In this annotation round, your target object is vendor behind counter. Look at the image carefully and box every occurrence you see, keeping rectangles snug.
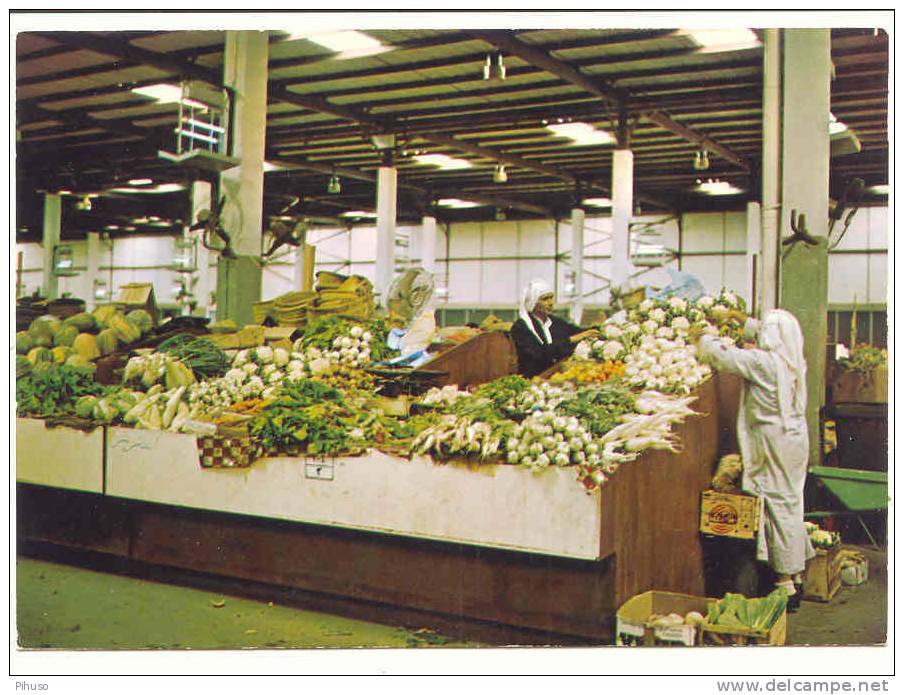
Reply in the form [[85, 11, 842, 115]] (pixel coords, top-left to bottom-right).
[[510, 279, 598, 378]]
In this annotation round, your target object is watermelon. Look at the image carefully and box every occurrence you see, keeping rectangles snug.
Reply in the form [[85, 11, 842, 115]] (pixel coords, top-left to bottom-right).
[[31, 314, 62, 336], [27, 321, 53, 348], [54, 325, 79, 347], [73, 333, 101, 361], [92, 305, 119, 329], [63, 312, 97, 332], [96, 329, 119, 356], [126, 309, 153, 335], [16, 331, 33, 354], [26, 347, 54, 366]]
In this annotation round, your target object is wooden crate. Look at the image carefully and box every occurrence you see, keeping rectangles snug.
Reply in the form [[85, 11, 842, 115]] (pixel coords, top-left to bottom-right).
[[803, 546, 842, 602], [616, 591, 710, 646], [700, 490, 761, 540], [702, 610, 787, 646], [831, 365, 887, 404]]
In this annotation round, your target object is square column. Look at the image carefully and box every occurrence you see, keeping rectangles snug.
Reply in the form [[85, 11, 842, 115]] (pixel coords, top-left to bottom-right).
[[216, 30, 268, 323], [41, 193, 61, 300], [569, 206, 585, 325], [418, 214, 437, 276], [374, 165, 398, 305], [778, 29, 832, 465], [611, 149, 634, 292]]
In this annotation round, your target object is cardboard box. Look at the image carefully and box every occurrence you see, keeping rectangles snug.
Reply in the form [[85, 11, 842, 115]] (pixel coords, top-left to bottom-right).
[[839, 550, 869, 586], [700, 490, 761, 540], [115, 283, 158, 325], [831, 365, 888, 404], [702, 610, 787, 646], [616, 591, 710, 646], [802, 546, 842, 602]]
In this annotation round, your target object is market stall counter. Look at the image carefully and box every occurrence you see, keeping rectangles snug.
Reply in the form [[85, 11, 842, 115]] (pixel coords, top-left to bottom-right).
[[17, 373, 741, 643]]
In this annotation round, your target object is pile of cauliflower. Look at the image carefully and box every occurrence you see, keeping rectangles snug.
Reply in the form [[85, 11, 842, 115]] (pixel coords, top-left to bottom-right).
[[293, 324, 373, 370], [506, 412, 601, 472], [574, 290, 747, 395]]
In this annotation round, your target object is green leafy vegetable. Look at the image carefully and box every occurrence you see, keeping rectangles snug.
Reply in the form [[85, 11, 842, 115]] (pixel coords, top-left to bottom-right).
[[16, 364, 107, 418], [156, 333, 231, 378], [706, 590, 788, 632], [556, 380, 636, 437]]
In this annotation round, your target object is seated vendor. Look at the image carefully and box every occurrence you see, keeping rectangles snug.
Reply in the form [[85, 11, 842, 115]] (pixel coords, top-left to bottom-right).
[[510, 279, 599, 378]]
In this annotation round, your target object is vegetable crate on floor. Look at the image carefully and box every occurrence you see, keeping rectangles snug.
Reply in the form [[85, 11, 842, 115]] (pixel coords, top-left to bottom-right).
[[802, 546, 842, 602], [701, 611, 787, 646], [700, 490, 761, 540], [616, 591, 709, 646]]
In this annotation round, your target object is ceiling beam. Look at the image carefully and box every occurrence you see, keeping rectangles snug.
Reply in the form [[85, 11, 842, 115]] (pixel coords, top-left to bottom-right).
[[470, 30, 751, 172], [31, 31, 221, 86]]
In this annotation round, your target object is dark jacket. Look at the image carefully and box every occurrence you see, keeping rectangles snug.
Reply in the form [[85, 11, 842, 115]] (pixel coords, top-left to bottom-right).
[[510, 314, 582, 378]]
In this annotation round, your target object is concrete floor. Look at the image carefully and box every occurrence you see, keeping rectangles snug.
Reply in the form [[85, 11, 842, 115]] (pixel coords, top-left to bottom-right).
[[15, 544, 886, 649]]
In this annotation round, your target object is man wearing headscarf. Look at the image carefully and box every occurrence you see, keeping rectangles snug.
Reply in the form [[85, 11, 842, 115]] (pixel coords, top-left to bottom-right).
[[693, 307, 815, 606], [510, 279, 599, 378]]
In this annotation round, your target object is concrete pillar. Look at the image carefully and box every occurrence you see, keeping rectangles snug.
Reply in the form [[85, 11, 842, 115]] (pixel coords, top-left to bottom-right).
[[745, 202, 761, 315], [374, 165, 398, 305], [86, 232, 102, 310], [611, 149, 634, 291], [293, 246, 305, 291], [569, 206, 585, 325], [419, 215, 437, 276], [779, 29, 832, 466], [190, 181, 212, 316], [216, 30, 268, 323], [760, 28, 782, 317], [41, 193, 61, 300]]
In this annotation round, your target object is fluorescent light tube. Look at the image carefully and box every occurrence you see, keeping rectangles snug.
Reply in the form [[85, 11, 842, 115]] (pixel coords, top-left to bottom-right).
[[582, 197, 613, 208], [545, 122, 615, 145], [128, 178, 153, 185], [695, 180, 744, 196], [683, 29, 760, 52], [413, 154, 473, 170], [437, 198, 482, 209]]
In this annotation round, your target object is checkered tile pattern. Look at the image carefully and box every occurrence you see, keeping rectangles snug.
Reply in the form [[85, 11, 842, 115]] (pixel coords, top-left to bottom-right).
[[197, 436, 259, 469]]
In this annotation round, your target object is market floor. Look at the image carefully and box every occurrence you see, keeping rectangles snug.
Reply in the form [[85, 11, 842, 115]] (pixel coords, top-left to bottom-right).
[[15, 545, 886, 650], [15, 556, 480, 650]]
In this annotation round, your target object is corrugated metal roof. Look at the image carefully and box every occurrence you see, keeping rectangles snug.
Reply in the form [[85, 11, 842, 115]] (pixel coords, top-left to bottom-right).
[[14, 26, 889, 233]]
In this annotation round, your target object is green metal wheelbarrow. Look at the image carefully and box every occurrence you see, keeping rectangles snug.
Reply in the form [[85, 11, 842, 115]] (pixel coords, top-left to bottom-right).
[[805, 466, 888, 548]]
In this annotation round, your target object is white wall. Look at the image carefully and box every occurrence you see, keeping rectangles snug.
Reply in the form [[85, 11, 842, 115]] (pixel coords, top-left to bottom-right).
[[15, 207, 888, 313]]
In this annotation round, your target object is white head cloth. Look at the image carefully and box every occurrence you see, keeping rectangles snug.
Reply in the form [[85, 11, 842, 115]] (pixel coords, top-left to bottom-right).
[[757, 309, 808, 430], [519, 278, 553, 344]]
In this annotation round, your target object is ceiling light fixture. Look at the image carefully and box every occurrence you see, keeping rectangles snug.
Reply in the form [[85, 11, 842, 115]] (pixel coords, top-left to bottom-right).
[[695, 179, 745, 196], [109, 183, 186, 195], [483, 52, 506, 81], [681, 29, 761, 53], [370, 133, 397, 151], [437, 198, 483, 209], [128, 178, 153, 186], [493, 164, 508, 183], [581, 197, 613, 208], [339, 210, 378, 219], [57, 190, 72, 196], [327, 174, 342, 194], [413, 153, 473, 170], [545, 121, 615, 146], [866, 184, 889, 195], [131, 83, 208, 109], [693, 150, 710, 171], [75, 195, 93, 211]]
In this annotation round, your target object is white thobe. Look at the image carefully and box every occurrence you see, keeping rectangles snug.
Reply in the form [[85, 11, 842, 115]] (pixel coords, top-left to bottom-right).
[[698, 319, 815, 575]]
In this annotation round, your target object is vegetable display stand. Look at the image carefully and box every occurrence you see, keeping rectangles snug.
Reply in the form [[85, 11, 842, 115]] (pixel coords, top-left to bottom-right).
[[802, 546, 842, 602], [105, 427, 603, 559], [18, 374, 736, 644], [15, 418, 104, 493], [420, 331, 517, 389]]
